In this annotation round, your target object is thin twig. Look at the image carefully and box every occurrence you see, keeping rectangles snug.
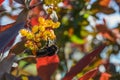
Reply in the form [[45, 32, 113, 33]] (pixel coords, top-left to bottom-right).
[[29, 1, 43, 10], [17, 55, 36, 61]]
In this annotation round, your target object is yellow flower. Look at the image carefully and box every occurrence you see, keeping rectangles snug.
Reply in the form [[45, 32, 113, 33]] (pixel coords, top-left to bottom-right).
[[45, 19, 53, 27], [25, 40, 33, 46], [34, 37, 41, 42], [42, 30, 56, 40], [25, 41, 33, 49], [42, 30, 49, 40], [49, 30, 56, 40], [44, 0, 62, 6], [19, 29, 28, 36], [35, 33, 40, 38], [29, 46, 34, 50], [33, 44, 38, 50], [25, 43, 29, 47], [38, 17, 45, 24], [25, 40, 38, 50], [38, 25, 45, 32], [33, 33, 41, 42], [38, 31, 43, 38], [47, 8, 53, 14], [32, 25, 39, 33], [43, 30, 50, 36], [26, 32, 34, 39], [52, 22, 60, 28], [42, 35, 48, 41]]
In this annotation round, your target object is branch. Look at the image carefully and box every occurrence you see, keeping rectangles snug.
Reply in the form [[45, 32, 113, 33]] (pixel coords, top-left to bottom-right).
[[29, 1, 43, 10]]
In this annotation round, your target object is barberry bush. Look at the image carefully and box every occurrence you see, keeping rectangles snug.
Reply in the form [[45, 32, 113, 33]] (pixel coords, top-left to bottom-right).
[[0, 0, 120, 80]]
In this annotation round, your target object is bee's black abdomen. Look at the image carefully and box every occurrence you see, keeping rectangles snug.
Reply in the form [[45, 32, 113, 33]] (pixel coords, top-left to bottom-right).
[[36, 48, 48, 57], [47, 45, 57, 56], [36, 45, 58, 57]]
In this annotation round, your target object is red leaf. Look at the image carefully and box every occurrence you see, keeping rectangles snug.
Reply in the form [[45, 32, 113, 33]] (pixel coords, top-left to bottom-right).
[[79, 68, 98, 80], [29, 0, 41, 16], [63, 0, 72, 9], [96, 19, 108, 33], [100, 72, 111, 80], [0, 0, 4, 6], [30, 17, 39, 26], [96, 23, 116, 41], [36, 54, 59, 80], [96, 24, 108, 33], [112, 28, 120, 38], [99, 0, 111, 7], [62, 44, 106, 80], [101, 32, 115, 41]]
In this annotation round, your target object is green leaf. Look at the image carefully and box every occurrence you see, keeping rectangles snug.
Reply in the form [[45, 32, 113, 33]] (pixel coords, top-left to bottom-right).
[[80, 30, 89, 37], [70, 35, 85, 44]]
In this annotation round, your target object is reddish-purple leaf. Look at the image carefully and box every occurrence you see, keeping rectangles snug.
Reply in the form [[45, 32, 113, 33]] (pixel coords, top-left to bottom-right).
[[14, 0, 25, 5], [92, 2, 115, 14], [0, 9, 28, 52], [0, 22, 25, 52], [3, 37, 16, 52], [15, 9, 28, 24], [62, 44, 106, 80], [7, 15, 18, 20], [9, 0, 13, 6], [0, 54, 16, 79], [0, 6, 5, 13], [0, 23, 15, 32], [9, 40, 26, 55], [1, 73, 16, 80], [99, 7, 115, 14], [79, 68, 98, 80], [115, 0, 120, 10]]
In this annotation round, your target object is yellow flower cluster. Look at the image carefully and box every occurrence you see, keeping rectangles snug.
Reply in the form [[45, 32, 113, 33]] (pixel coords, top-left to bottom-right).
[[20, 17, 60, 51], [44, 0, 63, 6]]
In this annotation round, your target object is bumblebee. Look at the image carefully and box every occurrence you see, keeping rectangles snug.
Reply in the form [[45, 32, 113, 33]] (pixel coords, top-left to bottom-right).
[[36, 44, 58, 57]]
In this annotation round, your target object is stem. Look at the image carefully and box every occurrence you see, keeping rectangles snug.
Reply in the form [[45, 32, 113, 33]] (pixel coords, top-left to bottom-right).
[[17, 55, 35, 61], [28, 1, 43, 10]]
